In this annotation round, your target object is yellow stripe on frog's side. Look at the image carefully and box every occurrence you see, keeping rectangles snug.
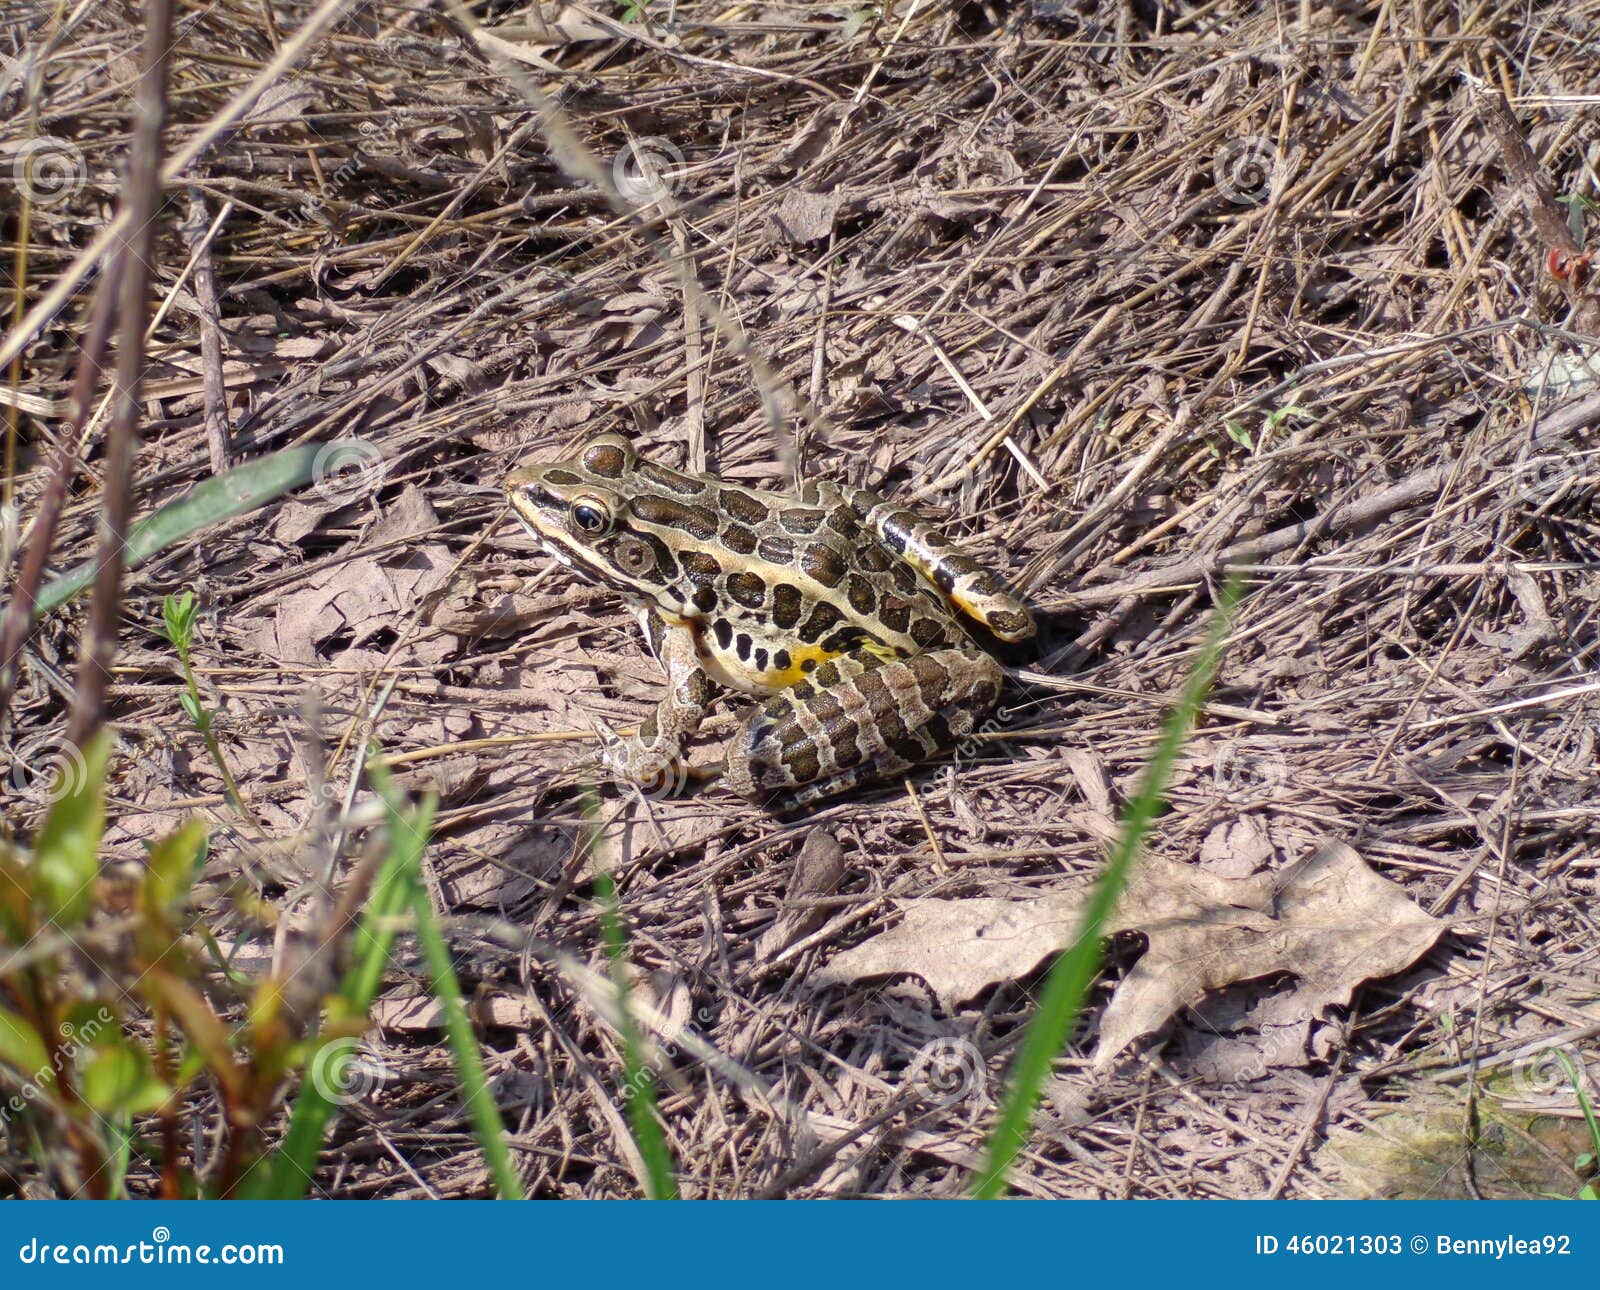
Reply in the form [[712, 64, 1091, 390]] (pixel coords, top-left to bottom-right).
[[699, 638, 852, 695]]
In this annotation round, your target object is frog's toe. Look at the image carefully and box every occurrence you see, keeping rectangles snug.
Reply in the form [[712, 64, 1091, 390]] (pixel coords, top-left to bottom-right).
[[586, 722, 689, 798]]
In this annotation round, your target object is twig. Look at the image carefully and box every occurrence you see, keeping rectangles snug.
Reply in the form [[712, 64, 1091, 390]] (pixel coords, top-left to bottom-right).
[[0, 268, 118, 720], [1468, 76, 1600, 334], [179, 192, 232, 473], [1044, 385, 1600, 611]]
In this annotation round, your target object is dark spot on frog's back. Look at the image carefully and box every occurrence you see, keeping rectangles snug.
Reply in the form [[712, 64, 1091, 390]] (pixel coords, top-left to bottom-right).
[[800, 543, 847, 588], [799, 599, 844, 643], [910, 614, 946, 648], [825, 506, 860, 539], [778, 507, 825, 536], [632, 495, 719, 541], [725, 570, 767, 609], [722, 523, 758, 555], [756, 534, 795, 565], [720, 488, 770, 525], [857, 542, 892, 573], [844, 573, 877, 615], [637, 462, 705, 498], [582, 444, 627, 478], [680, 550, 722, 584], [542, 467, 583, 487], [772, 583, 803, 630], [877, 596, 912, 634]]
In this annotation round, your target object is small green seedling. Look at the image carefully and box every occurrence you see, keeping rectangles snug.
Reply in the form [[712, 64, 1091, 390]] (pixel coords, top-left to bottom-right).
[[1550, 1049, 1600, 1200], [158, 591, 259, 832]]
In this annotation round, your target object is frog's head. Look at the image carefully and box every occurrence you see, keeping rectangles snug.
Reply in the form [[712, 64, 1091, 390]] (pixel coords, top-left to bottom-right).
[[506, 433, 674, 603]]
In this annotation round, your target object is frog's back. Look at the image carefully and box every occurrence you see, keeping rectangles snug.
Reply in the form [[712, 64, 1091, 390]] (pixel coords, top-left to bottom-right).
[[614, 466, 968, 693]]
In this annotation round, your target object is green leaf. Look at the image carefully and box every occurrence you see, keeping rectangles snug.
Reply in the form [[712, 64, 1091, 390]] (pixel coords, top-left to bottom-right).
[[0, 842, 32, 944], [973, 575, 1246, 1198], [36, 444, 321, 615], [142, 821, 208, 915], [178, 690, 206, 728], [31, 729, 112, 928], [160, 591, 197, 651], [82, 1042, 171, 1116], [1222, 418, 1253, 450], [1264, 400, 1313, 436], [0, 1007, 49, 1081]]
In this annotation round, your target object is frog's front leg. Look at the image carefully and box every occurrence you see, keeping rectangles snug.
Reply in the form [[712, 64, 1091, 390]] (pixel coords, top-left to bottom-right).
[[590, 610, 712, 796], [722, 644, 1004, 806]]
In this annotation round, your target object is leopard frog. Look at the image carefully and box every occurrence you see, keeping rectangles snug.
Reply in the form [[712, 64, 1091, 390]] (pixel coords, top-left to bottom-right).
[[506, 433, 1034, 806]]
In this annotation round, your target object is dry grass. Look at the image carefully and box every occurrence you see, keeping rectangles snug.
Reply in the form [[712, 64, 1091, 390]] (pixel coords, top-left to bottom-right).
[[3, 0, 1599, 1198]]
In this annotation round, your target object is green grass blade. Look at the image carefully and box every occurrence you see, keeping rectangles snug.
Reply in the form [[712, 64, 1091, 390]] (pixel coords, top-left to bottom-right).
[[247, 772, 429, 1200], [404, 858, 525, 1199], [1551, 1048, 1600, 1198], [594, 862, 678, 1199], [580, 792, 678, 1198], [973, 574, 1246, 1199], [35, 444, 321, 614]]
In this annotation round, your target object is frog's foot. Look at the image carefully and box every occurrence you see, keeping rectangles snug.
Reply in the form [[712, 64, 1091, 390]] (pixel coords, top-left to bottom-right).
[[567, 717, 687, 799]]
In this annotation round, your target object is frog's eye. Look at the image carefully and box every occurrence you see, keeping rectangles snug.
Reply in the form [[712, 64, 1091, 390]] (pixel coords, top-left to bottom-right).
[[569, 494, 614, 536]]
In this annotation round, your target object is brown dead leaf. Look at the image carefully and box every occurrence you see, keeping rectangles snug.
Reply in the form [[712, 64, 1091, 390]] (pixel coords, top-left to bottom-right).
[[767, 190, 845, 245], [259, 545, 454, 663], [758, 829, 848, 960], [815, 840, 1443, 1065]]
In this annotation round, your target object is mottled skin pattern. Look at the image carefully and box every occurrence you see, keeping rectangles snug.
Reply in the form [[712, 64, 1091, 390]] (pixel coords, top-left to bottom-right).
[[506, 432, 1035, 806]]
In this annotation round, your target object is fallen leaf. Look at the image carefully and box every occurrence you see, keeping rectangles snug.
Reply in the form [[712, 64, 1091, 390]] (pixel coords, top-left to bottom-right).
[[1197, 815, 1275, 878], [814, 840, 1443, 1065], [758, 829, 847, 960], [767, 189, 845, 244]]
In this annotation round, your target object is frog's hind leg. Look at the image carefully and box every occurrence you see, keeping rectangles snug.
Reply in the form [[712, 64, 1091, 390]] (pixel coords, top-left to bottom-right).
[[840, 485, 1036, 643], [722, 645, 1005, 806]]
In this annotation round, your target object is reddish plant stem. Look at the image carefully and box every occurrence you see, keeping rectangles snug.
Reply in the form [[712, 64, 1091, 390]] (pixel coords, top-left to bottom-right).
[[0, 271, 119, 722], [64, 0, 176, 749]]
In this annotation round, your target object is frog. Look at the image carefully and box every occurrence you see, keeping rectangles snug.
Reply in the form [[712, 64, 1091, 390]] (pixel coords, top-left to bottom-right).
[[505, 432, 1034, 807]]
